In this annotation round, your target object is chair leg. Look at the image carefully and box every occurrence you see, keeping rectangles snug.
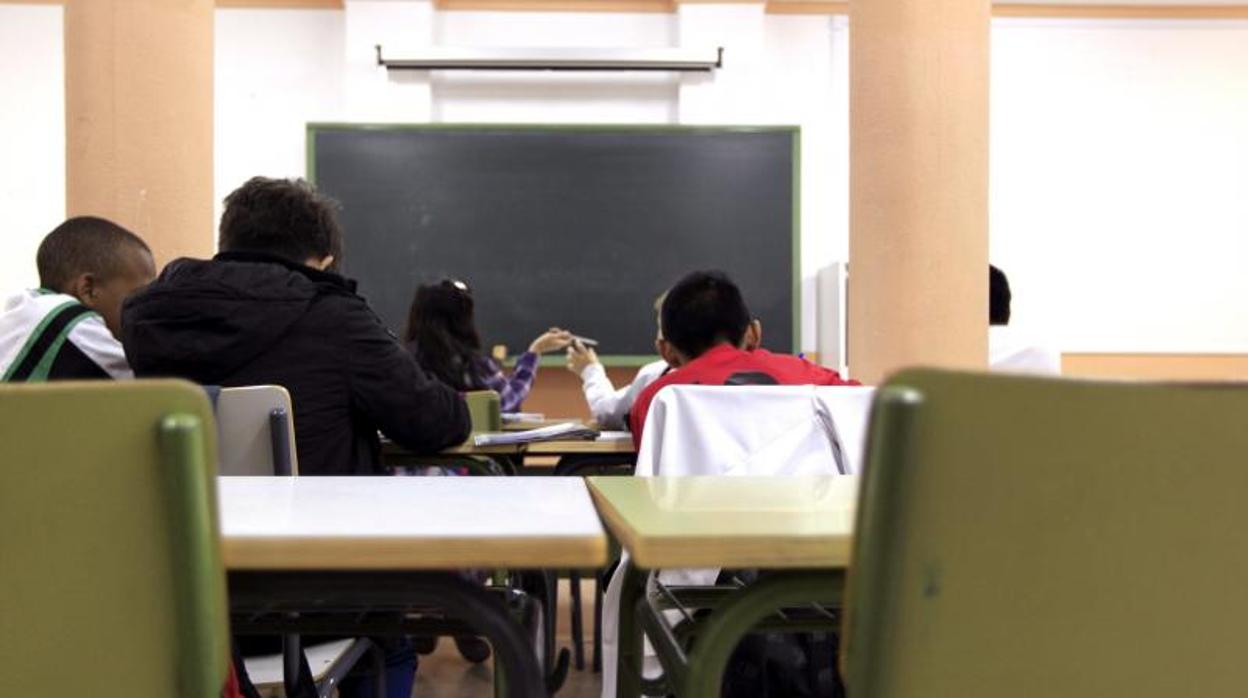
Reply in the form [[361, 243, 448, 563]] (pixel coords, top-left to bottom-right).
[[593, 569, 604, 673], [676, 572, 844, 697], [616, 564, 650, 697], [370, 642, 386, 698], [281, 632, 318, 698], [570, 570, 586, 671], [314, 638, 377, 698], [283, 633, 303, 697]]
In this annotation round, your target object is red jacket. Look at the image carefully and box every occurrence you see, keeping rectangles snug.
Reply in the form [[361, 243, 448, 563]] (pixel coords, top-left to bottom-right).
[[629, 344, 859, 446]]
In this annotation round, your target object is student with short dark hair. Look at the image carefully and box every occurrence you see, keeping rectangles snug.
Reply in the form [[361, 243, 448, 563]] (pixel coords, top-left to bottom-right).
[[0, 216, 155, 381], [629, 270, 856, 444], [123, 176, 470, 475], [123, 176, 470, 698]]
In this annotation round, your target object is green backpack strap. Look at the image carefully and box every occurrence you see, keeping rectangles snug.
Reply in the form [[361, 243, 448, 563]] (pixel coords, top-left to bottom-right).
[[2, 302, 98, 382]]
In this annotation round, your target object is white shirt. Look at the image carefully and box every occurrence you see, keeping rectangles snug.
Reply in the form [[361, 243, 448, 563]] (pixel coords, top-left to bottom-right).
[[989, 325, 1062, 376], [0, 289, 131, 380], [578, 359, 669, 429]]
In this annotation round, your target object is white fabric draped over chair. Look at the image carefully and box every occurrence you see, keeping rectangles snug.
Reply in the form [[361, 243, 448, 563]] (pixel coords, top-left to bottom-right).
[[601, 384, 875, 697]]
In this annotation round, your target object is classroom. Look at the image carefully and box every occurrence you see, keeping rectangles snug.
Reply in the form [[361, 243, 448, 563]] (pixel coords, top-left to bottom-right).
[[2, 1, 1247, 697]]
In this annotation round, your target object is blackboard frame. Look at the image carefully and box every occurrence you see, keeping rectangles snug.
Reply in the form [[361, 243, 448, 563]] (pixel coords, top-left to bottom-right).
[[306, 122, 801, 366]]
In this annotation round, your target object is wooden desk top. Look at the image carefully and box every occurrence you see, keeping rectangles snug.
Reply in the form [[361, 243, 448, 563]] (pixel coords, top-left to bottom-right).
[[587, 476, 857, 570], [218, 476, 608, 570]]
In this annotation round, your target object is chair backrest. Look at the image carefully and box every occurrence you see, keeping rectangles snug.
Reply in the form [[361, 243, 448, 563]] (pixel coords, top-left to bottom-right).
[[0, 380, 228, 697], [845, 369, 1248, 698], [465, 390, 502, 433], [215, 385, 299, 475], [635, 384, 875, 476]]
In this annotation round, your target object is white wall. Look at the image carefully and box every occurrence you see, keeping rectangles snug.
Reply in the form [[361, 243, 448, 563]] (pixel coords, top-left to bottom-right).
[[431, 10, 678, 123], [990, 19, 1248, 352], [0, 5, 64, 290], [214, 8, 346, 228]]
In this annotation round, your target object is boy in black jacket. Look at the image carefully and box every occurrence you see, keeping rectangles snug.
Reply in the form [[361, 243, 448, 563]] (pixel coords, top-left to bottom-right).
[[122, 177, 471, 698], [122, 176, 470, 475]]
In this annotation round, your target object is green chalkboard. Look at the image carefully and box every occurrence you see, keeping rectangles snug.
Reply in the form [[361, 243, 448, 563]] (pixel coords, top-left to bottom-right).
[[309, 124, 800, 364]]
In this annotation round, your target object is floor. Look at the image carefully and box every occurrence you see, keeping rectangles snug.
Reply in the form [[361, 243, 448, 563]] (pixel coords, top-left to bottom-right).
[[413, 578, 601, 698]]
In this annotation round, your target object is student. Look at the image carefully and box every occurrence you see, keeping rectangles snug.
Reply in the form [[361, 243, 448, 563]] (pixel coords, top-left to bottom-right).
[[566, 292, 764, 430], [567, 342, 668, 430], [0, 216, 154, 381], [988, 265, 1061, 375], [123, 177, 469, 698], [565, 294, 669, 429], [629, 270, 856, 445], [404, 279, 572, 412], [124, 177, 471, 475]]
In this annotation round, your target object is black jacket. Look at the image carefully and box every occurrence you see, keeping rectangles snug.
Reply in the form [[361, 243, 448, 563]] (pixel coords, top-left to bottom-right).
[[121, 251, 470, 475]]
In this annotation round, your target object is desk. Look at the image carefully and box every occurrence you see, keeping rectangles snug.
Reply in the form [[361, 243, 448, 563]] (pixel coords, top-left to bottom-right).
[[589, 476, 856, 698], [502, 418, 598, 432], [529, 434, 635, 456], [588, 475, 856, 569], [431, 433, 637, 457], [219, 476, 608, 569], [220, 476, 608, 697]]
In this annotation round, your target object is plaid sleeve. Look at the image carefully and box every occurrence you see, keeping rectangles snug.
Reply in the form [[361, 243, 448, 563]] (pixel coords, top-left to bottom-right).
[[483, 351, 539, 413]]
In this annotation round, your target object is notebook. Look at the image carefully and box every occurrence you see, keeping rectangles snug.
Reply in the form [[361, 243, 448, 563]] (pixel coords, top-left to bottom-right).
[[472, 422, 600, 447]]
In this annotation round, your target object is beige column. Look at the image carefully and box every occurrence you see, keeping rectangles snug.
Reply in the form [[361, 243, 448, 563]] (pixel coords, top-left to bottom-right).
[[65, 0, 215, 266], [848, 0, 991, 385]]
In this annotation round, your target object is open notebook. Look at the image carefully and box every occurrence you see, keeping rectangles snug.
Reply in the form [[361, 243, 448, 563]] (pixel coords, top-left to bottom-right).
[[473, 422, 599, 447]]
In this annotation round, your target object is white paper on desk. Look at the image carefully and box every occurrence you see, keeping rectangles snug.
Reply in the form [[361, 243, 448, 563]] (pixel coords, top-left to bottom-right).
[[472, 422, 598, 446], [596, 431, 633, 442]]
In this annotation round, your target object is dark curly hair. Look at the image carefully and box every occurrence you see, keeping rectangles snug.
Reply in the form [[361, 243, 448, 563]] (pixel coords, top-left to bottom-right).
[[218, 177, 344, 266]]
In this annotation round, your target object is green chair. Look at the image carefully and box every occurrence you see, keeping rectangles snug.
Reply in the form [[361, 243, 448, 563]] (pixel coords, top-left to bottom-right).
[[466, 389, 503, 433], [845, 368, 1248, 698], [0, 380, 228, 697]]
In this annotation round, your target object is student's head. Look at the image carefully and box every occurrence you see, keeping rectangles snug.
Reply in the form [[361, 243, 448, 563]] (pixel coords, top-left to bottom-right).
[[657, 270, 751, 367], [405, 279, 483, 390], [990, 264, 1011, 326], [218, 177, 343, 271], [36, 216, 156, 337]]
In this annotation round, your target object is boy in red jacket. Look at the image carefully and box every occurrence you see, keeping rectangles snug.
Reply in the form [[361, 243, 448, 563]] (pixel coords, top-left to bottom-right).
[[630, 270, 858, 445]]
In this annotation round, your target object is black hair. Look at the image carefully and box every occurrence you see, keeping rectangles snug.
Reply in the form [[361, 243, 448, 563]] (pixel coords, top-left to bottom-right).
[[660, 270, 751, 359], [36, 216, 152, 292], [218, 177, 344, 266], [990, 264, 1012, 326], [404, 280, 489, 392]]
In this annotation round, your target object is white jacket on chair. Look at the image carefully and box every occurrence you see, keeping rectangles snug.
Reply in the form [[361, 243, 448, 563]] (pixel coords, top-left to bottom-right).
[[600, 384, 874, 697]]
